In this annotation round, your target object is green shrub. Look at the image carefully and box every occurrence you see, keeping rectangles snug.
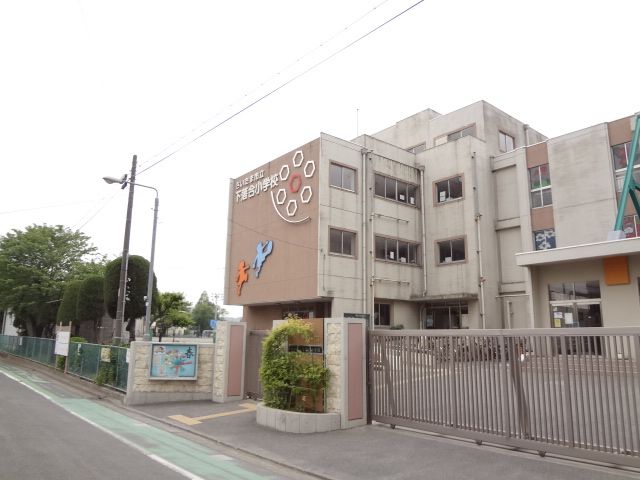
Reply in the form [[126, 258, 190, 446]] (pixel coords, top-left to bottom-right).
[[259, 319, 330, 412], [70, 336, 87, 343], [390, 324, 404, 330], [55, 355, 66, 370]]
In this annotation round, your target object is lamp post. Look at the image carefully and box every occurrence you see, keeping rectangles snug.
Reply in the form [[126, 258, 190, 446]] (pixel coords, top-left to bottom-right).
[[104, 175, 159, 342]]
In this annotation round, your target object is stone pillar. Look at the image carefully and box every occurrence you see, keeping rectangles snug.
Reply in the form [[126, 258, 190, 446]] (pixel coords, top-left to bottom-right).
[[212, 322, 247, 403], [324, 318, 367, 429]]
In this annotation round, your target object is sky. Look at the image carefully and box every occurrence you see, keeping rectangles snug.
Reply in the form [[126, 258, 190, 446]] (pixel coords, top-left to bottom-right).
[[1, 0, 638, 317]]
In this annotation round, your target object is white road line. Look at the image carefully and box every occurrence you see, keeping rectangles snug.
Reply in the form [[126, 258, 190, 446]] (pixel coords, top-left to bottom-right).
[[0, 367, 204, 480]]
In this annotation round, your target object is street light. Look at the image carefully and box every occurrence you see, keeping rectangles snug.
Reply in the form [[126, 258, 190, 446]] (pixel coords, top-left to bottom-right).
[[104, 174, 159, 342]]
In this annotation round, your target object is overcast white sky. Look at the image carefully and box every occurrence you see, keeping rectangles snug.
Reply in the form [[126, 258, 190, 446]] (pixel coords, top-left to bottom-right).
[[1, 0, 638, 316]]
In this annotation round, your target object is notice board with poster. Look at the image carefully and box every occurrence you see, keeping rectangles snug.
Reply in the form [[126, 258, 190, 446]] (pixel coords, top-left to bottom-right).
[[149, 344, 198, 380]]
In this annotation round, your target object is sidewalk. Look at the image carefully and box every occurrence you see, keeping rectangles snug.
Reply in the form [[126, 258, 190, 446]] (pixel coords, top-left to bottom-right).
[[3, 355, 637, 480], [132, 399, 640, 480]]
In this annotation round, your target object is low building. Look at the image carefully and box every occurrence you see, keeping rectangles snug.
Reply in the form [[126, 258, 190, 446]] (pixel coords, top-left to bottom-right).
[[224, 101, 638, 331]]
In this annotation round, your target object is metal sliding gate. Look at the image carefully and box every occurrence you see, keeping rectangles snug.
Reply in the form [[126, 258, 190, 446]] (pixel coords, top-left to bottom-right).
[[369, 328, 640, 468]]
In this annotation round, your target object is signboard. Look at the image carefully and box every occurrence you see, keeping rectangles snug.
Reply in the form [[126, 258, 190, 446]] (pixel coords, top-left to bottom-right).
[[100, 347, 111, 362], [54, 331, 70, 356], [209, 319, 217, 329], [149, 344, 198, 380]]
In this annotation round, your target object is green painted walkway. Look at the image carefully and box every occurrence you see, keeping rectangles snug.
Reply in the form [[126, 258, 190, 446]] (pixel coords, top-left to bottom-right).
[[0, 364, 280, 480]]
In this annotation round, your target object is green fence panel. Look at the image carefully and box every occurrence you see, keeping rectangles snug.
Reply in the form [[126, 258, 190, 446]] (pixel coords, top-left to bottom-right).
[[0, 335, 56, 367], [1, 335, 128, 392]]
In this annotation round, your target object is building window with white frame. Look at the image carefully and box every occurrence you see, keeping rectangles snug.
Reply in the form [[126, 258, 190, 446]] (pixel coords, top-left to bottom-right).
[[329, 163, 356, 192], [374, 303, 391, 327], [529, 164, 552, 208], [623, 214, 639, 238], [435, 175, 463, 203], [407, 142, 426, 154], [437, 237, 465, 264], [612, 142, 640, 192], [375, 236, 419, 264], [374, 173, 419, 206], [499, 131, 515, 152], [533, 228, 556, 250], [329, 228, 356, 257]]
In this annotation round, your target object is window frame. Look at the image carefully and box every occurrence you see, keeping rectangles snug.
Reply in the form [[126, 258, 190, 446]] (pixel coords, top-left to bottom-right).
[[329, 162, 357, 193], [436, 236, 467, 265], [612, 142, 640, 192], [434, 174, 464, 205], [373, 172, 420, 207], [529, 164, 552, 209], [533, 228, 556, 250], [374, 235, 420, 265], [328, 227, 357, 258], [498, 131, 515, 153], [374, 302, 391, 327], [407, 142, 426, 154]]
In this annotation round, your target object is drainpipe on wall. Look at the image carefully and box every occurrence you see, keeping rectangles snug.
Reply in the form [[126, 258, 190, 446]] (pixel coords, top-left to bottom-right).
[[472, 152, 486, 329], [523, 124, 530, 147], [418, 165, 428, 297], [361, 148, 370, 320]]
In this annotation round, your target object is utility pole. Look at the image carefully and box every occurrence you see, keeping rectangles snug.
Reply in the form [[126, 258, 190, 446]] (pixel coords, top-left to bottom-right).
[[113, 155, 137, 344]]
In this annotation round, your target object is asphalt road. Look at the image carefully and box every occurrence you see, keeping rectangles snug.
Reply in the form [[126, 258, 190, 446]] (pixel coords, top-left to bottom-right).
[[0, 362, 310, 480]]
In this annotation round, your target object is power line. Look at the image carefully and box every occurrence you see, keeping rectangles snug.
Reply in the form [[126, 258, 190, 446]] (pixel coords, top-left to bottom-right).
[[73, 193, 119, 231], [135, 0, 393, 172], [137, 0, 424, 176]]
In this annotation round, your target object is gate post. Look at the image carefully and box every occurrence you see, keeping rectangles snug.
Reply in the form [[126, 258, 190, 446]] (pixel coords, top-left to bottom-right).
[[213, 322, 247, 403], [325, 318, 367, 429]]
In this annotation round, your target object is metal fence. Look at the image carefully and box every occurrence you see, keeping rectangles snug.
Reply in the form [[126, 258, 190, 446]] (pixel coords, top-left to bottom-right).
[[245, 330, 269, 399], [67, 342, 129, 392], [0, 335, 128, 392], [369, 328, 640, 468], [0, 335, 56, 367]]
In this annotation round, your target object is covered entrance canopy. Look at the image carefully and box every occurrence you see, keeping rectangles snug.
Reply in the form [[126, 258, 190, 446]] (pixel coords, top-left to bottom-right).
[[516, 237, 640, 328]]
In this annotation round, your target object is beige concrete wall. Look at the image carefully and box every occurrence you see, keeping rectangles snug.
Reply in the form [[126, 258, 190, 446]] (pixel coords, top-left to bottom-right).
[[392, 301, 420, 329], [125, 342, 214, 405], [547, 124, 617, 246], [530, 256, 640, 328]]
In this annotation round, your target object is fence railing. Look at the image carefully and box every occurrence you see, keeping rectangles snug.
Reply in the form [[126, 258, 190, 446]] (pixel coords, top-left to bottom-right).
[[66, 342, 129, 392], [0, 335, 57, 367], [0, 335, 128, 392], [369, 328, 640, 468]]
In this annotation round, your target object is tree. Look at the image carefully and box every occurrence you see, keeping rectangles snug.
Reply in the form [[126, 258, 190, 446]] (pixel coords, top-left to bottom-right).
[[191, 291, 227, 333], [0, 224, 97, 337], [56, 280, 82, 327], [76, 275, 105, 341], [154, 291, 192, 341], [104, 255, 157, 342]]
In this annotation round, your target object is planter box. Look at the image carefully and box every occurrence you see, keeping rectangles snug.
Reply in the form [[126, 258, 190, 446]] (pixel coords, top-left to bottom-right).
[[256, 403, 340, 434]]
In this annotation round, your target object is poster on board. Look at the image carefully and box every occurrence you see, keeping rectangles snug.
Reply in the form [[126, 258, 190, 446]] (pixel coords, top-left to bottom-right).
[[149, 344, 198, 380]]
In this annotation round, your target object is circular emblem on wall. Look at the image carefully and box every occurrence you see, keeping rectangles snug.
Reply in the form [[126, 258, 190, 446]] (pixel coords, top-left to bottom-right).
[[270, 150, 315, 224]]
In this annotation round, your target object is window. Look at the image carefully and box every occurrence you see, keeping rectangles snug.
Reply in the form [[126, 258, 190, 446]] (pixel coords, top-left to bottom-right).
[[374, 303, 390, 326], [447, 125, 475, 141], [533, 228, 556, 250], [329, 228, 356, 257], [437, 238, 465, 264], [499, 131, 515, 152], [529, 164, 552, 208], [435, 176, 463, 203], [623, 215, 639, 238], [374, 173, 419, 206], [612, 142, 640, 192], [375, 236, 419, 264], [549, 281, 601, 301], [407, 142, 426, 154], [329, 163, 356, 191]]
